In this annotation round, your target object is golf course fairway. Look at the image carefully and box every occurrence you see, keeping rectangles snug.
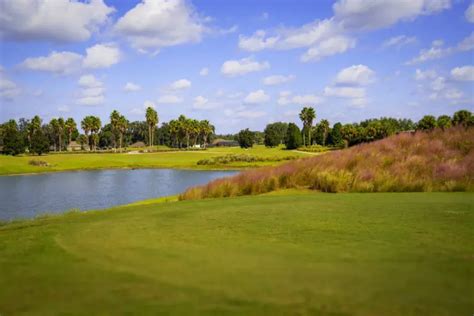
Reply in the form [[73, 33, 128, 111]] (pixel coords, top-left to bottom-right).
[[1, 192, 473, 315]]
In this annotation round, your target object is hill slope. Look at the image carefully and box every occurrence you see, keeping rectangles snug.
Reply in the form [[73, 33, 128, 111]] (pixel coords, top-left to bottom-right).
[[181, 127, 474, 199]]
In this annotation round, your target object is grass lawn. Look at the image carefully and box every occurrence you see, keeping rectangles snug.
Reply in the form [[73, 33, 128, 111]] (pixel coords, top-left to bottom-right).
[[0, 145, 311, 175], [0, 192, 472, 315]]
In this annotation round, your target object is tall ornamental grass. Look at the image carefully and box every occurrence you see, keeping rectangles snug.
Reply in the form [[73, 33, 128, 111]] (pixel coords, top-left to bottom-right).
[[180, 127, 474, 200]]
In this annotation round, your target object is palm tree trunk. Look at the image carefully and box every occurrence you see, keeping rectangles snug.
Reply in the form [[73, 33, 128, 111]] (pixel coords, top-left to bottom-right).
[[120, 133, 123, 152]]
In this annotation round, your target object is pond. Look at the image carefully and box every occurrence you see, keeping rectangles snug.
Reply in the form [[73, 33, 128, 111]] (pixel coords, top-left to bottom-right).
[[0, 169, 237, 221]]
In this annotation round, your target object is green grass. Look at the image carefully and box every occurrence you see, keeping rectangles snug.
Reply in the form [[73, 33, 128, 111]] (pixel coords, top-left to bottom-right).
[[0, 192, 472, 315], [0, 146, 310, 175]]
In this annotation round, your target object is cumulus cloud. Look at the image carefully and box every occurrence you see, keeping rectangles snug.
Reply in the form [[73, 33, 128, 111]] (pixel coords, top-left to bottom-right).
[[451, 66, 474, 81], [414, 68, 466, 103], [130, 100, 156, 115], [57, 105, 70, 113], [277, 91, 323, 105], [301, 36, 355, 62], [123, 82, 141, 92], [238, 30, 278, 51], [20, 43, 121, 74], [76, 75, 104, 105], [263, 74, 295, 86], [466, 3, 474, 23], [406, 33, 474, 65], [0, 0, 114, 42], [193, 95, 214, 109], [169, 79, 191, 90], [221, 57, 270, 77], [244, 90, 270, 104], [199, 67, 209, 76], [382, 35, 417, 49], [157, 95, 183, 104], [83, 43, 121, 69], [334, 65, 375, 86], [0, 75, 20, 100], [115, 0, 207, 54], [21, 51, 83, 75], [324, 86, 366, 98]]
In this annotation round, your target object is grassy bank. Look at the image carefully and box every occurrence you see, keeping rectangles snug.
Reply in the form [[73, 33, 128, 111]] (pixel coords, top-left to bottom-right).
[[0, 146, 308, 175], [182, 127, 474, 199], [0, 192, 472, 315]]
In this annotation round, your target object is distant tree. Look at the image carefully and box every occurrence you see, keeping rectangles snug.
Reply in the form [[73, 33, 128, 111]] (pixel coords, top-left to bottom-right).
[[314, 119, 330, 146], [340, 124, 360, 147], [57, 117, 65, 151], [452, 110, 473, 127], [264, 122, 288, 147], [65, 118, 77, 148], [237, 128, 255, 148], [128, 121, 148, 144], [328, 122, 343, 147], [27, 115, 42, 149], [417, 115, 437, 131], [2, 120, 25, 155], [110, 110, 121, 150], [437, 115, 452, 130], [117, 115, 128, 151], [299, 107, 316, 146], [81, 116, 101, 150], [30, 128, 50, 155], [77, 134, 88, 150], [146, 107, 158, 147], [285, 123, 302, 149], [199, 120, 214, 148]]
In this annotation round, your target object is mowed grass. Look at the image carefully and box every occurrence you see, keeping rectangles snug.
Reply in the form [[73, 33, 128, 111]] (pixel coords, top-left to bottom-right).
[[0, 146, 310, 175], [0, 192, 472, 315]]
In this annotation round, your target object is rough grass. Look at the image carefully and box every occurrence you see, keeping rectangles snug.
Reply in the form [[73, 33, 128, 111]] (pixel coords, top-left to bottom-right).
[[0, 145, 306, 175], [181, 127, 474, 200], [0, 192, 472, 315]]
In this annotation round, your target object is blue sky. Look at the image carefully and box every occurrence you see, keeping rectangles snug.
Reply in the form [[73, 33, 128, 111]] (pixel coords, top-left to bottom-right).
[[0, 0, 473, 133]]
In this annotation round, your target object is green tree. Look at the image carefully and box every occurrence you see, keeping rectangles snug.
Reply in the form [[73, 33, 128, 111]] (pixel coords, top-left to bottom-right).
[[437, 115, 452, 130], [285, 123, 302, 149], [199, 120, 214, 148], [299, 107, 316, 146], [264, 122, 288, 147], [417, 115, 437, 131], [49, 118, 59, 151], [328, 122, 343, 147], [237, 128, 255, 148], [65, 118, 77, 148], [117, 115, 128, 151], [452, 110, 473, 127], [314, 119, 330, 146], [30, 128, 50, 155], [57, 117, 65, 151], [77, 134, 88, 150], [110, 110, 121, 150], [2, 120, 25, 155], [145, 107, 158, 147]]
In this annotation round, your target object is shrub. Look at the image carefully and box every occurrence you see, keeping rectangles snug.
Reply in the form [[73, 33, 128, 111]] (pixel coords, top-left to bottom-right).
[[237, 129, 255, 148], [285, 123, 302, 149]]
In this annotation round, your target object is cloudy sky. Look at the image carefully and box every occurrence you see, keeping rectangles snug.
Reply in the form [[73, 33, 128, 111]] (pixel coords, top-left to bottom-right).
[[0, 0, 473, 133]]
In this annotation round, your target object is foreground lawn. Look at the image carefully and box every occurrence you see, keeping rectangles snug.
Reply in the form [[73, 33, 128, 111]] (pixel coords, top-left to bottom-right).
[[0, 192, 472, 315], [0, 146, 309, 175]]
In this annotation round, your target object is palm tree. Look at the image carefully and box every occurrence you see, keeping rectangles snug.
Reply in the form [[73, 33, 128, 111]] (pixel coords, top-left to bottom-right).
[[178, 115, 190, 147], [81, 117, 92, 150], [50, 118, 59, 151], [199, 120, 214, 148], [110, 110, 121, 150], [57, 117, 65, 151], [65, 118, 77, 148], [117, 115, 128, 152], [28, 115, 42, 148], [319, 119, 329, 146], [90, 116, 101, 151], [169, 119, 180, 148], [81, 116, 101, 150], [299, 107, 316, 146], [145, 107, 158, 148]]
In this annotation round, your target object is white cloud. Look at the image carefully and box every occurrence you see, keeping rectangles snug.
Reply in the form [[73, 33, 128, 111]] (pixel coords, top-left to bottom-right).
[[301, 36, 355, 62], [57, 105, 70, 113], [244, 90, 270, 104], [221, 57, 270, 76], [466, 3, 474, 23], [0, 76, 20, 99], [21, 51, 83, 75], [83, 43, 121, 69], [199, 67, 209, 76], [324, 86, 366, 98], [115, 0, 207, 54], [77, 75, 104, 106], [169, 79, 191, 90], [124, 82, 141, 92], [157, 95, 183, 104], [0, 0, 114, 42], [238, 30, 278, 51], [263, 74, 295, 86], [382, 35, 417, 49], [415, 69, 438, 80], [193, 95, 214, 109], [406, 32, 474, 65], [234, 110, 266, 119], [451, 66, 474, 81], [333, 0, 451, 31], [335, 65, 375, 86], [131, 100, 156, 115], [277, 91, 323, 105]]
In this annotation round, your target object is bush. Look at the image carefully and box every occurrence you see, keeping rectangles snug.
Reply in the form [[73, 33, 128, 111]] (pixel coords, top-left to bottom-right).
[[196, 154, 298, 165], [296, 145, 330, 153], [237, 129, 255, 148], [285, 123, 302, 150]]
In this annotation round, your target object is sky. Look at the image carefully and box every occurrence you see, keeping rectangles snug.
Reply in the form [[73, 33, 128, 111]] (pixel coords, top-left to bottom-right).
[[0, 0, 473, 134]]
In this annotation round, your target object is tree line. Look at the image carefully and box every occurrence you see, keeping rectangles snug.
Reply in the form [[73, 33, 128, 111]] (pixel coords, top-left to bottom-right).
[[0, 107, 216, 155], [235, 108, 473, 149]]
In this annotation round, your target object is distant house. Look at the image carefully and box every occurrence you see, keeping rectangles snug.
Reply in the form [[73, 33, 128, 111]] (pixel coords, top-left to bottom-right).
[[130, 141, 146, 148], [210, 139, 239, 147], [67, 141, 87, 151]]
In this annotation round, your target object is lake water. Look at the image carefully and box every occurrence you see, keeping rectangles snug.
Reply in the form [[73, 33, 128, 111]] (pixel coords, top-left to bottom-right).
[[0, 169, 237, 221]]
